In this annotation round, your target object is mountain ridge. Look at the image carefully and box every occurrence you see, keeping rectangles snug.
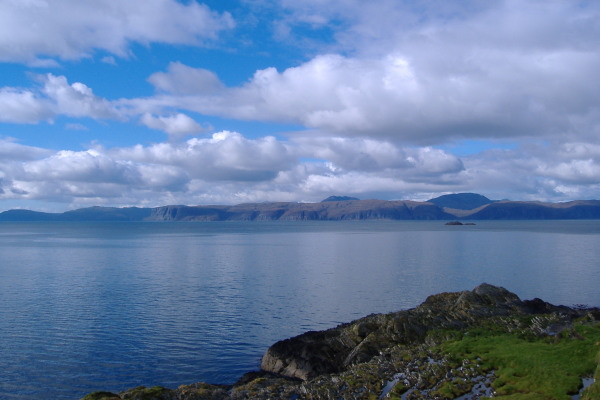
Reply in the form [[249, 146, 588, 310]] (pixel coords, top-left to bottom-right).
[[2, 194, 600, 221], [427, 192, 495, 210]]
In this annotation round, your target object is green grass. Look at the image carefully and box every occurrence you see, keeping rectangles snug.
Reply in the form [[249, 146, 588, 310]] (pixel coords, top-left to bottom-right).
[[581, 348, 600, 399], [439, 322, 600, 400]]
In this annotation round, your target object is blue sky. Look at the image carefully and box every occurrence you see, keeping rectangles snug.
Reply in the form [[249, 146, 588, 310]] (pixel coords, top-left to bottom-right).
[[1, 0, 599, 212]]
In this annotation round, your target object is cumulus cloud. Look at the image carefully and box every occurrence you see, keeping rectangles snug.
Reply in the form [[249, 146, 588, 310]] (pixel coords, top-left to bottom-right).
[[42, 74, 122, 120], [0, 138, 52, 161], [114, 131, 296, 182], [0, 88, 53, 123], [2, 131, 600, 211], [2, 146, 190, 206], [22, 149, 137, 184], [4, 1, 599, 145], [144, 48, 600, 144], [0, 0, 235, 63], [140, 113, 206, 138], [292, 136, 463, 177], [0, 132, 299, 208], [138, 1, 600, 145], [1, 0, 600, 210], [541, 160, 600, 185], [0, 74, 123, 124], [148, 62, 225, 95], [456, 140, 600, 201], [535, 142, 600, 185]]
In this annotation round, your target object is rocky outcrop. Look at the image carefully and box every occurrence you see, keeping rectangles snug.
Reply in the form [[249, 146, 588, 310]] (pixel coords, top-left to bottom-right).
[[81, 284, 598, 400], [260, 283, 581, 380]]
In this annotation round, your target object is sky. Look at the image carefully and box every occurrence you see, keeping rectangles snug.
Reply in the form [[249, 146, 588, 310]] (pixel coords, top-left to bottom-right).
[[1, 0, 599, 212]]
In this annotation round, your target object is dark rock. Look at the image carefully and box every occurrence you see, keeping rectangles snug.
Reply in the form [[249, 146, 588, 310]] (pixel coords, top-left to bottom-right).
[[81, 284, 598, 399], [260, 283, 582, 380], [120, 386, 177, 400], [81, 392, 120, 400]]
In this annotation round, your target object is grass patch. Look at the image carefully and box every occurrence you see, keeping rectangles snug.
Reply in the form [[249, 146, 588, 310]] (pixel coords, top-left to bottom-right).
[[581, 348, 600, 399], [80, 392, 119, 400], [440, 322, 600, 399]]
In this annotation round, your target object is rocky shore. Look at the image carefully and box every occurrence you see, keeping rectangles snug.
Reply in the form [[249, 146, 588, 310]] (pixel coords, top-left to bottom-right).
[[82, 284, 599, 400]]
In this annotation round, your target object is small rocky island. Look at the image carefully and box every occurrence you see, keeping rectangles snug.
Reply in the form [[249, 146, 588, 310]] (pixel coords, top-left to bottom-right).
[[83, 284, 599, 400]]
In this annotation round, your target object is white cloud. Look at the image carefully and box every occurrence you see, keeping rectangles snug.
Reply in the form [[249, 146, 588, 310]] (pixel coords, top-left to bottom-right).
[[0, 74, 123, 124], [114, 131, 296, 182], [133, 1, 600, 146], [0, 0, 235, 63], [1, 0, 600, 210], [0, 138, 52, 161], [2, 132, 600, 211], [148, 62, 225, 95], [0, 87, 53, 123], [22, 149, 138, 184], [292, 136, 464, 177], [65, 123, 89, 131], [558, 143, 600, 159], [2, 146, 190, 206], [140, 113, 206, 138], [144, 43, 600, 144], [540, 160, 600, 185], [42, 74, 122, 119], [406, 147, 465, 176], [101, 56, 117, 66], [534, 142, 600, 185]]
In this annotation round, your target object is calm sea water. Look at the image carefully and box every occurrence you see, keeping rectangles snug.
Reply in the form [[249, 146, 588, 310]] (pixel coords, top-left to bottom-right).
[[0, 220, 599, 399]]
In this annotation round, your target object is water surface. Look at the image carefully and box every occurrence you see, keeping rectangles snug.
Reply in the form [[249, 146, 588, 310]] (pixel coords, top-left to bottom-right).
[[0, 220, 598, 399]]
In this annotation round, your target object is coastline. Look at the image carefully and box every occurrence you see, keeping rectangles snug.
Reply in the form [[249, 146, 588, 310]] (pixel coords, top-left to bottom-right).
[[81, 284, 600, 400]]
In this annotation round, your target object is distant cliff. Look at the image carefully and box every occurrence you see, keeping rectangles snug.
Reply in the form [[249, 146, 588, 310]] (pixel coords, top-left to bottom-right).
[[147, 199, 452, 221], [2, 194, 600, 221]]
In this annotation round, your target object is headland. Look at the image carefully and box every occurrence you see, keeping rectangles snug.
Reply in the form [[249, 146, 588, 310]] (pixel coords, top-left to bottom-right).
[[82, 284, 600, 399]]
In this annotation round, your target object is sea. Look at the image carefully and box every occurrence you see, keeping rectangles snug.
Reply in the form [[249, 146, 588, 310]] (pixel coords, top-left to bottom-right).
[[0, 220, 599, 399]]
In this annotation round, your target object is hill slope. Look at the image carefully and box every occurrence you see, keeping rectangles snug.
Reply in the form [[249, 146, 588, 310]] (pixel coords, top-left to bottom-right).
[[428, 192, 494, 210], [2, 196, 600, 221], [464, 200, 600, 220]]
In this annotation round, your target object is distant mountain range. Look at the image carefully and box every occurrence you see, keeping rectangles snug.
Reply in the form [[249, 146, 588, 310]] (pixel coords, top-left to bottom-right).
[[1, 193, 600, 221]]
